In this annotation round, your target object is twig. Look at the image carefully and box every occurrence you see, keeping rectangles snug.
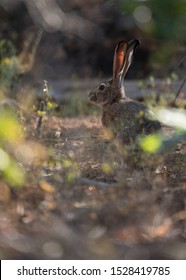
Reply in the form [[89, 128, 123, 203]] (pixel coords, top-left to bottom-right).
[[65, 136, 90, 141], [173, 75, 186, 105], [163, 186, 186, 194], [78, 177, 117, 188], [176, 54, 186, 68]]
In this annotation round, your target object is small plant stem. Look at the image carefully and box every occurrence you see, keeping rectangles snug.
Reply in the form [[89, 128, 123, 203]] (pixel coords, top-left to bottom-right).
[[36, 100, 45, 132], [36, 80, 49, 133]]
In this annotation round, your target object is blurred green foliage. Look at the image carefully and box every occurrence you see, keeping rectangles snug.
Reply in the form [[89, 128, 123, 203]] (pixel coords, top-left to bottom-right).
[[139, 133, 162, 153], [139, 107, 186, 154], [0, 39, 17, 89], [0, 111, 25, 187], [150, 0, 186, 41], [61, 94, 98, 117], [119, 0, 186, 68], [120, 0, 186, 41]]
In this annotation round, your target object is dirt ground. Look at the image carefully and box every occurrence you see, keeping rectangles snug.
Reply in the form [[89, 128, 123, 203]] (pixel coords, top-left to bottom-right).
[[0, 112, 186, 259]]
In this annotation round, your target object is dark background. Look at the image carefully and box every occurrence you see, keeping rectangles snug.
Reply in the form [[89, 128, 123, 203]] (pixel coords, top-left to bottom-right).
[[0, 0, 186, 84]]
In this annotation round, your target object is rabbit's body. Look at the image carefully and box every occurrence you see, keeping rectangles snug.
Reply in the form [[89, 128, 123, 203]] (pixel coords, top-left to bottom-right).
[[89, 39, 161, 144], [101, 97, 160, 144]]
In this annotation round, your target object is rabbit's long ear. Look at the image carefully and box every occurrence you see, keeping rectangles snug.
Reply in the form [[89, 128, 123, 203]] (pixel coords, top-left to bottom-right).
[[121, 39, 140, 80], [112, 40, 128, 86]]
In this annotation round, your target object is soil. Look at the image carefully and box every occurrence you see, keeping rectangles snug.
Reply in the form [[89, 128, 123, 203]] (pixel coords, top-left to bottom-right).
[[0, 112, 186, 260]]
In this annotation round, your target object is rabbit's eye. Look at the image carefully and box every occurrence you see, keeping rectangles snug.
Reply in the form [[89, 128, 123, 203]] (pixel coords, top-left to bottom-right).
[[98, 84, 105, 91]]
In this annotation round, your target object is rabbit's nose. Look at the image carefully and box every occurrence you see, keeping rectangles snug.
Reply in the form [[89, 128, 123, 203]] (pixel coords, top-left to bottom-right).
[[89, 91, 93, 98], [89, 92, 97, 102]]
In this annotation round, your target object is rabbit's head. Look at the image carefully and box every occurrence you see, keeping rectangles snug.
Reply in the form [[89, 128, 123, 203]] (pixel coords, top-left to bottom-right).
[[89, 39, 140, 105]]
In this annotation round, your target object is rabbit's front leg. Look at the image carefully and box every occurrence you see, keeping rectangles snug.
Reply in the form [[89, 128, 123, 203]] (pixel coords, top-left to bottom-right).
[[117, 129, 131, 145], [117, 122, 141, 145]]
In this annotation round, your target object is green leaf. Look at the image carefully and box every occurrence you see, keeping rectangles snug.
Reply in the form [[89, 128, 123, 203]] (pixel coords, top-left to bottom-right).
[[139, 134, 162, 153]]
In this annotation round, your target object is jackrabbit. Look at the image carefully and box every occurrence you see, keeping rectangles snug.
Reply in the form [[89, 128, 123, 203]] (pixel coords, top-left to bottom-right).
[[89, 39, 161, 144]]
